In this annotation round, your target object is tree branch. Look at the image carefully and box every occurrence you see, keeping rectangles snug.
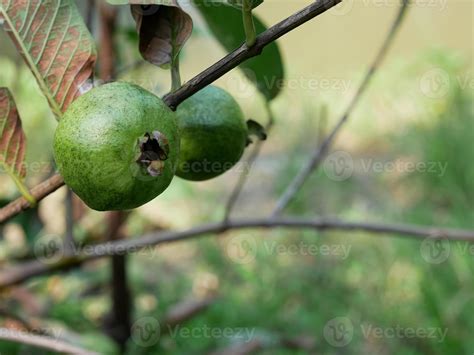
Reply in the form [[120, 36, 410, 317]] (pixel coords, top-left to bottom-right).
[[163, 0, 342, 109], [0, 216, 472, 289], [0, 0, 342, 226], [0, 328, 98, 355], [0, 174, 64, 224], [271, 0, 410, 216]]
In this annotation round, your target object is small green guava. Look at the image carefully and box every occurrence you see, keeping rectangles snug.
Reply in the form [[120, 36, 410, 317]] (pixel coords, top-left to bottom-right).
[[175, 85, 248, 181], [54, 82, 179, 211]]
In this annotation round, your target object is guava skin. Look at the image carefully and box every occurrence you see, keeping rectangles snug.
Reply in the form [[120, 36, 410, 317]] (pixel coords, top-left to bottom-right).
[[176, 85, 248, 181], [54, 82, 179, 211]]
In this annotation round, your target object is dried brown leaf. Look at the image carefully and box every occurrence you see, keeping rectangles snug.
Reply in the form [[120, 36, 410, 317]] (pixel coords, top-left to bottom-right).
[[130, 1, 193, 67]]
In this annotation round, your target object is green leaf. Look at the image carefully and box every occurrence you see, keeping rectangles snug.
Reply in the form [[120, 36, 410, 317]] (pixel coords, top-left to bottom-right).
[[0, 88, 35, 203], [0, 0, 97, 118], [194, 0, 284, 101]]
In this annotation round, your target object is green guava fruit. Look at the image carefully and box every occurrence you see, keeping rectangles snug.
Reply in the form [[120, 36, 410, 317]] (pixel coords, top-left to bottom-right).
[[53, 82, 179, 211], [175, 85, 248, 181]]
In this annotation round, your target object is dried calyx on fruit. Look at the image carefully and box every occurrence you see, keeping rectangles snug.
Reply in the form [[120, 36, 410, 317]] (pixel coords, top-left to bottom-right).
[[136, 131, 170, 177]]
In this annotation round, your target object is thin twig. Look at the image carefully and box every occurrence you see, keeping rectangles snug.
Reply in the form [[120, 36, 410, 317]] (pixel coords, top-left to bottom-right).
[[271, 0, 410, 216], [161, 297, 216, 333], [0, 216, 472, 289], [0, 309, 37, 333], [0, 174, 64, 224], [163, 0, 342, 109], [64, 189, 75, 256], [0, 328, 98, 355], [223, 102, 274, 221], [86, 0, 95, 31], [0, 0, 342, 226], [99, 2, 117, 82]]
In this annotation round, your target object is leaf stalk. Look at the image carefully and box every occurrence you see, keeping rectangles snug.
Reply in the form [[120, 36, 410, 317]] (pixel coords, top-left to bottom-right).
[[242, 0, 256, 47]]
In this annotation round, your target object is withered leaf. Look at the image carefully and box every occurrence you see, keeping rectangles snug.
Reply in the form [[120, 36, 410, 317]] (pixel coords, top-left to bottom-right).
[[130, 1, 193, 67]]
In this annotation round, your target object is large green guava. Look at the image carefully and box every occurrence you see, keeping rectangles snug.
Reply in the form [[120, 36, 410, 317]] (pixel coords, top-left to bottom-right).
[[54, 82, 179, 211], [176, 85, 248, 181]]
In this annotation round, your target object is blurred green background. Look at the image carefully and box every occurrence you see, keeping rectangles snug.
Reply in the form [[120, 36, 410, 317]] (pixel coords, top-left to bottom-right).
[[0, 0, 473, 354]]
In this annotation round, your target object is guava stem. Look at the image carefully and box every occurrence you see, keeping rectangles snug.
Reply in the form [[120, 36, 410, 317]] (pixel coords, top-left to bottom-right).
[[242, 0, 256, 47], [171, 55, 182, 93]]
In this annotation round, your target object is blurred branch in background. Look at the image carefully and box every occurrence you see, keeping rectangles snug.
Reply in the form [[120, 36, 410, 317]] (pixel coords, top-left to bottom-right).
[[211, 339, 263, 355], [99, 1, 117, 82], [86, 0, 95, 31], [64, 189, 75, 256], [103, 210, 131, 350], [0, 216, 473, 289], [0, 0, 342, 226], [272, 0, 410, 216], [0, 308, 38, 334], [223, 101, 275, 221], [161, 297, 217, 335], [98, 2, 132, 351], [0, 328, 98, 355], [211, 334, 316, 354]]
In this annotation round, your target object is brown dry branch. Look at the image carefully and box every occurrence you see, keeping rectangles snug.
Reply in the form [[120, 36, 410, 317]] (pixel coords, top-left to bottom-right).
[[0, 328, 98, 354]]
